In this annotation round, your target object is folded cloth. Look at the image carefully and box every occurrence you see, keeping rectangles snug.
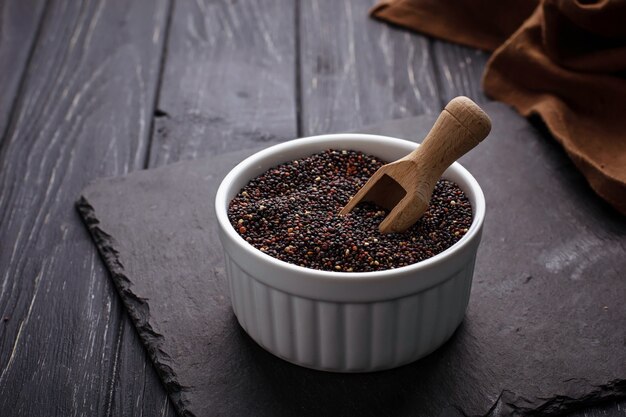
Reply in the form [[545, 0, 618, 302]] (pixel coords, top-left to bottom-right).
[[371, 0, 626, 214]]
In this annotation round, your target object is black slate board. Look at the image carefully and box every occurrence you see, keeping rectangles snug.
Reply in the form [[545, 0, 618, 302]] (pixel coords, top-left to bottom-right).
[[77, 103, 626, 417]]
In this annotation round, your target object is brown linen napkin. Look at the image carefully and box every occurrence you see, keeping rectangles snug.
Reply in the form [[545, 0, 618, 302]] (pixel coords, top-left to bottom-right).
[[371, 0, 626, 214]]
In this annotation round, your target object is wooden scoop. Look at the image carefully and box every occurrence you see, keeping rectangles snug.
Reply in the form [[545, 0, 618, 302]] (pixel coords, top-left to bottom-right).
[[340, 96, 491, 234]]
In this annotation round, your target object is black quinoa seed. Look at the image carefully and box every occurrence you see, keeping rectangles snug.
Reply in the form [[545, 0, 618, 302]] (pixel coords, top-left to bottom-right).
[[227, 149, 473, 273]]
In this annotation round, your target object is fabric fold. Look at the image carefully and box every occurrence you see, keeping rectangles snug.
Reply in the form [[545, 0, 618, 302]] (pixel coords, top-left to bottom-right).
[[371, 0, 626, 214]]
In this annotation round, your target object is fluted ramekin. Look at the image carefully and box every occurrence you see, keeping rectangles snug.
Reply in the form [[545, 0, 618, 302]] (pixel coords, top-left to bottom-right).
[[215, 134, 485, 372]]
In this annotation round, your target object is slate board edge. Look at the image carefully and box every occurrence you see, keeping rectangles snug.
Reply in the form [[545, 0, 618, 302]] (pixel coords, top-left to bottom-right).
[[76, 195, 194, 417], [74, 119, 626, 416], [76, 187, 626, 417], [497, 380, 626, 416]]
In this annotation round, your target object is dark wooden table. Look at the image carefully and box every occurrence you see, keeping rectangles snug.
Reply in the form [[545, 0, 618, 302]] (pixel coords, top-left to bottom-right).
[[0, 1, 623, 416]]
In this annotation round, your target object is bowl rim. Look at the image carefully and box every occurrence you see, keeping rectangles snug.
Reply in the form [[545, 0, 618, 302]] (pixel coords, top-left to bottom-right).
[[215, 133, 485, 283]]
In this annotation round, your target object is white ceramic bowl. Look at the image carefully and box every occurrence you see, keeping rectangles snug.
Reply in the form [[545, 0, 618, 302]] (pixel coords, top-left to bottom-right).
[[215, 134, 485, 372]]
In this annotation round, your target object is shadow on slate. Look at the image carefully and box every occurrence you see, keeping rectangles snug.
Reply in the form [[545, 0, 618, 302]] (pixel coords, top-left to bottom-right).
[[76, 103, 626, 417]]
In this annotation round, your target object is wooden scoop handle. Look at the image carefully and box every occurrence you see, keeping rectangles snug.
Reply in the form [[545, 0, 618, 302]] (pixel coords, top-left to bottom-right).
[[408, 97, 491, 173], [405, 96, 491, 197]]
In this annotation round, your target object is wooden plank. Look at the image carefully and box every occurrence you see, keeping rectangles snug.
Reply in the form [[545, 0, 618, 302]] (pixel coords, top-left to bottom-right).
[[0, 0, 175, 415], [0, 0, 47, 141], [149, 0, 297, 167], [431, 39, 490, 105], [110, 316, 176, 417], [299, 0, 440, 136]]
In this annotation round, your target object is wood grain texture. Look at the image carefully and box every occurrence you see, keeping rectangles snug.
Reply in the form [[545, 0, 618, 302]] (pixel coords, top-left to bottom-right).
[[149, 0, 297, 167], [344, 97, 491, 233], [0, 0, 623, 415], [0, 0, 175, 415], [108, 316, 176, 417], [299, 0, 440, 136], [432, 39, 490, 105], [0, 0, 47, 141]]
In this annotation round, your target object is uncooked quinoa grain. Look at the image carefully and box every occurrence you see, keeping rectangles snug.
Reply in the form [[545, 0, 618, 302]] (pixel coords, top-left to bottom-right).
[[227, 149, 472, 272]]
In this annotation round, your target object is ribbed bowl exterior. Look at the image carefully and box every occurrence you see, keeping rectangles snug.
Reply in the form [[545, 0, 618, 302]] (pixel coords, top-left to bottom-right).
[[216, 134, 485, 372], [225, 252, 476, 372]]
